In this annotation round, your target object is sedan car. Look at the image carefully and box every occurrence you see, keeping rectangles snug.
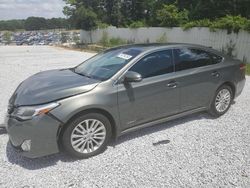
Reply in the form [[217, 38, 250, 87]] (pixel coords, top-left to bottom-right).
[[6, 43, 246, 158]]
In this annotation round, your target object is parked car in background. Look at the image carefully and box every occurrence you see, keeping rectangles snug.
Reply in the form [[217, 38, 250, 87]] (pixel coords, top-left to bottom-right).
[[6, 43, 246, 159], [13, 31, 62, 46]]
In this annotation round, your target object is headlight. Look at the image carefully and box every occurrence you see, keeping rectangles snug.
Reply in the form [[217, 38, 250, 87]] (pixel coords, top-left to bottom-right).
[[12, 102, 60, 121]]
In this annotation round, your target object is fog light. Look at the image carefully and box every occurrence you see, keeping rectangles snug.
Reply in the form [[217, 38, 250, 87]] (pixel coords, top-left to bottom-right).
[[21, 140, 31, 151]]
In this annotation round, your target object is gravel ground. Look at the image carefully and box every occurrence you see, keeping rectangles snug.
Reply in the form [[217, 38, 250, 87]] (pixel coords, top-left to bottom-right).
[[0, 46, 249, 188]]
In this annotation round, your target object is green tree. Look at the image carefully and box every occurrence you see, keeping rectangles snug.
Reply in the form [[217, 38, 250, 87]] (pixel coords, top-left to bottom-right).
[[24, 17, 47, 30], [63, 0, 98, 30], [103, 0, 123, 27], [120, 0, 156, 26], [61, 32, 69, 43], [75, 5, 98, 30], [0, 20, 25, 31], [72, 32, 80, 43], [46, 18, 69, 29], [0, 18, 69, 31], [177, 0, 250, 20], [156, 4, 189, 27], [3, 31, 12, 44], [62, 0, 250, 29]]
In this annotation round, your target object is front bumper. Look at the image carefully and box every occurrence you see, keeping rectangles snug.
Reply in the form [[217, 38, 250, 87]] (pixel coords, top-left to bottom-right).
[[6, 114, 61, 158]]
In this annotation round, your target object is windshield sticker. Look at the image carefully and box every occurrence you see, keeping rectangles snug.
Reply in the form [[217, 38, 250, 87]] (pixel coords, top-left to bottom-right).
[[117, 53, 133, 60]]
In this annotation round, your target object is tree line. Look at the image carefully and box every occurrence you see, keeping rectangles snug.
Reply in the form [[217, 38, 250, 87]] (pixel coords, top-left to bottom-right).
[[0, 17, 69, 31], [1, 0, 250, 31], [63, 0, 250, 31]]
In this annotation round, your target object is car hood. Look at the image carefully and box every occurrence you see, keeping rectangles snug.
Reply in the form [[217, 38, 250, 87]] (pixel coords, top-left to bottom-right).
[[10, 69, 100, 106]]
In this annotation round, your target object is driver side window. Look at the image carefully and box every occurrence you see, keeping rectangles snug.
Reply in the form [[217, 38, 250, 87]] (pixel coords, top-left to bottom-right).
[[129, 50, 174, 78]]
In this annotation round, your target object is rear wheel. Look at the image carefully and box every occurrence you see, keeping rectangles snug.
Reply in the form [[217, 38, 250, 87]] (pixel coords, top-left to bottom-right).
[[209, 85, 233, 117], [62, 113, 112, 158]]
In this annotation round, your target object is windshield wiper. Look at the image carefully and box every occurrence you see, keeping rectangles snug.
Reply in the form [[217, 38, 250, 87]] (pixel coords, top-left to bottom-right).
[[70, 68, 93, 79], [81, 73, 93, 79]]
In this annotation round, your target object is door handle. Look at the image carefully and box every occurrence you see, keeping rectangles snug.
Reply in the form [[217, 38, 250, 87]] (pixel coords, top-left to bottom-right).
[[167, 81, 177, 88], [211, 71, 220, 77]]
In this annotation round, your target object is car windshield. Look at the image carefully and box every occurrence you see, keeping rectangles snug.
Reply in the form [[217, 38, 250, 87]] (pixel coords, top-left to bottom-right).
[[74, 48, 142, 81]]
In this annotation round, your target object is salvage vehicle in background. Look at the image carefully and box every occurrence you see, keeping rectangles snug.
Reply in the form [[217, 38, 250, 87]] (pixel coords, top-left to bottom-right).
[[6, 43, 246, 158]]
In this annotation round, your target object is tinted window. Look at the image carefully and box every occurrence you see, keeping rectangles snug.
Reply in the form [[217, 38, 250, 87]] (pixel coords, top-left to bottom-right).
[[174, 48, 220, 71], [210, 53, 223, 64], [129, 50, 173, 78]]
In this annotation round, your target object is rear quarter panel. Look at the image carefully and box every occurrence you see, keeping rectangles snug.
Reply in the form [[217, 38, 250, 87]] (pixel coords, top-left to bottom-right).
[[215, 57, 245, 98]]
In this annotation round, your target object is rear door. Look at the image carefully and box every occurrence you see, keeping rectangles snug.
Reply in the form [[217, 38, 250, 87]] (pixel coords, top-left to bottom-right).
[[117, 49, 180, 131], [173, 48, 223, 112]]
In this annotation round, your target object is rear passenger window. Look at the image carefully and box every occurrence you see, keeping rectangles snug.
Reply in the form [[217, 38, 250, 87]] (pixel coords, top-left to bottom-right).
[[129, 50, 173, 78], [210, 53, 223, 64], [174, 48, 221, 71]]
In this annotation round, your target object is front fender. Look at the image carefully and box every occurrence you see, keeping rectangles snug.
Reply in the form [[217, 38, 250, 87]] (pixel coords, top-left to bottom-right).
[[50, 85, 121, 136]]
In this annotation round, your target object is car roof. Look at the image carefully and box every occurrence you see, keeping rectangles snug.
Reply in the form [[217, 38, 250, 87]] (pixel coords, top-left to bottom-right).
[[107, 43, 225, 57]]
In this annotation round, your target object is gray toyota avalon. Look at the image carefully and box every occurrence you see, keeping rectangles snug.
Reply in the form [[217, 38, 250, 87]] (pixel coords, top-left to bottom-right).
[[6, 43, 246, 159]]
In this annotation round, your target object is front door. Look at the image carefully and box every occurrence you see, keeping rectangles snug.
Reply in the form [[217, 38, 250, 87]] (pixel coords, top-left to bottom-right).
[[117, 49, 180, 131]]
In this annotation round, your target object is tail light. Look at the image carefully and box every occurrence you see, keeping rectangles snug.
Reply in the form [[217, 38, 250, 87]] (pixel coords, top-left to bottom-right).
[[239, 63, 246, 70]]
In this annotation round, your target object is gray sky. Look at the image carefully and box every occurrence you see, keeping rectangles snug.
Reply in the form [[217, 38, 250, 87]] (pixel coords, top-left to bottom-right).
[[0, 0, 66, 20]]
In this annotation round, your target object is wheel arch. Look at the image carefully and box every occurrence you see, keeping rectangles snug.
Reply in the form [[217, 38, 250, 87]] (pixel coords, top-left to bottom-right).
[[57, 108, 118, 149], [219, 81, 236, 99], [208, 81, 236, 109]]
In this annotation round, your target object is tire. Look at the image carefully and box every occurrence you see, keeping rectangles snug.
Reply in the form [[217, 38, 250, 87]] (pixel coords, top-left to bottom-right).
[[209, 85, 233, 117], [62, 113, 112, 159]]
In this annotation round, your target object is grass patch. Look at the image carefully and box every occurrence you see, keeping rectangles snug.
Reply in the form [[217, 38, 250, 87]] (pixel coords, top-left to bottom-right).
[[109, 37, 127, 47], [246, 63, 250, 75], [98, 31, 127, 48]]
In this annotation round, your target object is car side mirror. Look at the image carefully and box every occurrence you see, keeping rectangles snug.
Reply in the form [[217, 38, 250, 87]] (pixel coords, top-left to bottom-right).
[[124, 71, 142, 83]]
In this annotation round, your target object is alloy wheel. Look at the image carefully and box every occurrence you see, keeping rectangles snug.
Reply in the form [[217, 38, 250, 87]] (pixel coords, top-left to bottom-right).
[[70, 119, 106, 154], [215, 89, 231, 113]]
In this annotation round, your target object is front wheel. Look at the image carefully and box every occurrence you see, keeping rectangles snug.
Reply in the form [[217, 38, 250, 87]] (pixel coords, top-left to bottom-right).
[[62, 113, 112, 159], [209, 85, 233, 117]]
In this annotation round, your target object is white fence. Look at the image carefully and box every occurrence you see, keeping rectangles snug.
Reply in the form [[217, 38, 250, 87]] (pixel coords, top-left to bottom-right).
[[80, 27, 250, 62]]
